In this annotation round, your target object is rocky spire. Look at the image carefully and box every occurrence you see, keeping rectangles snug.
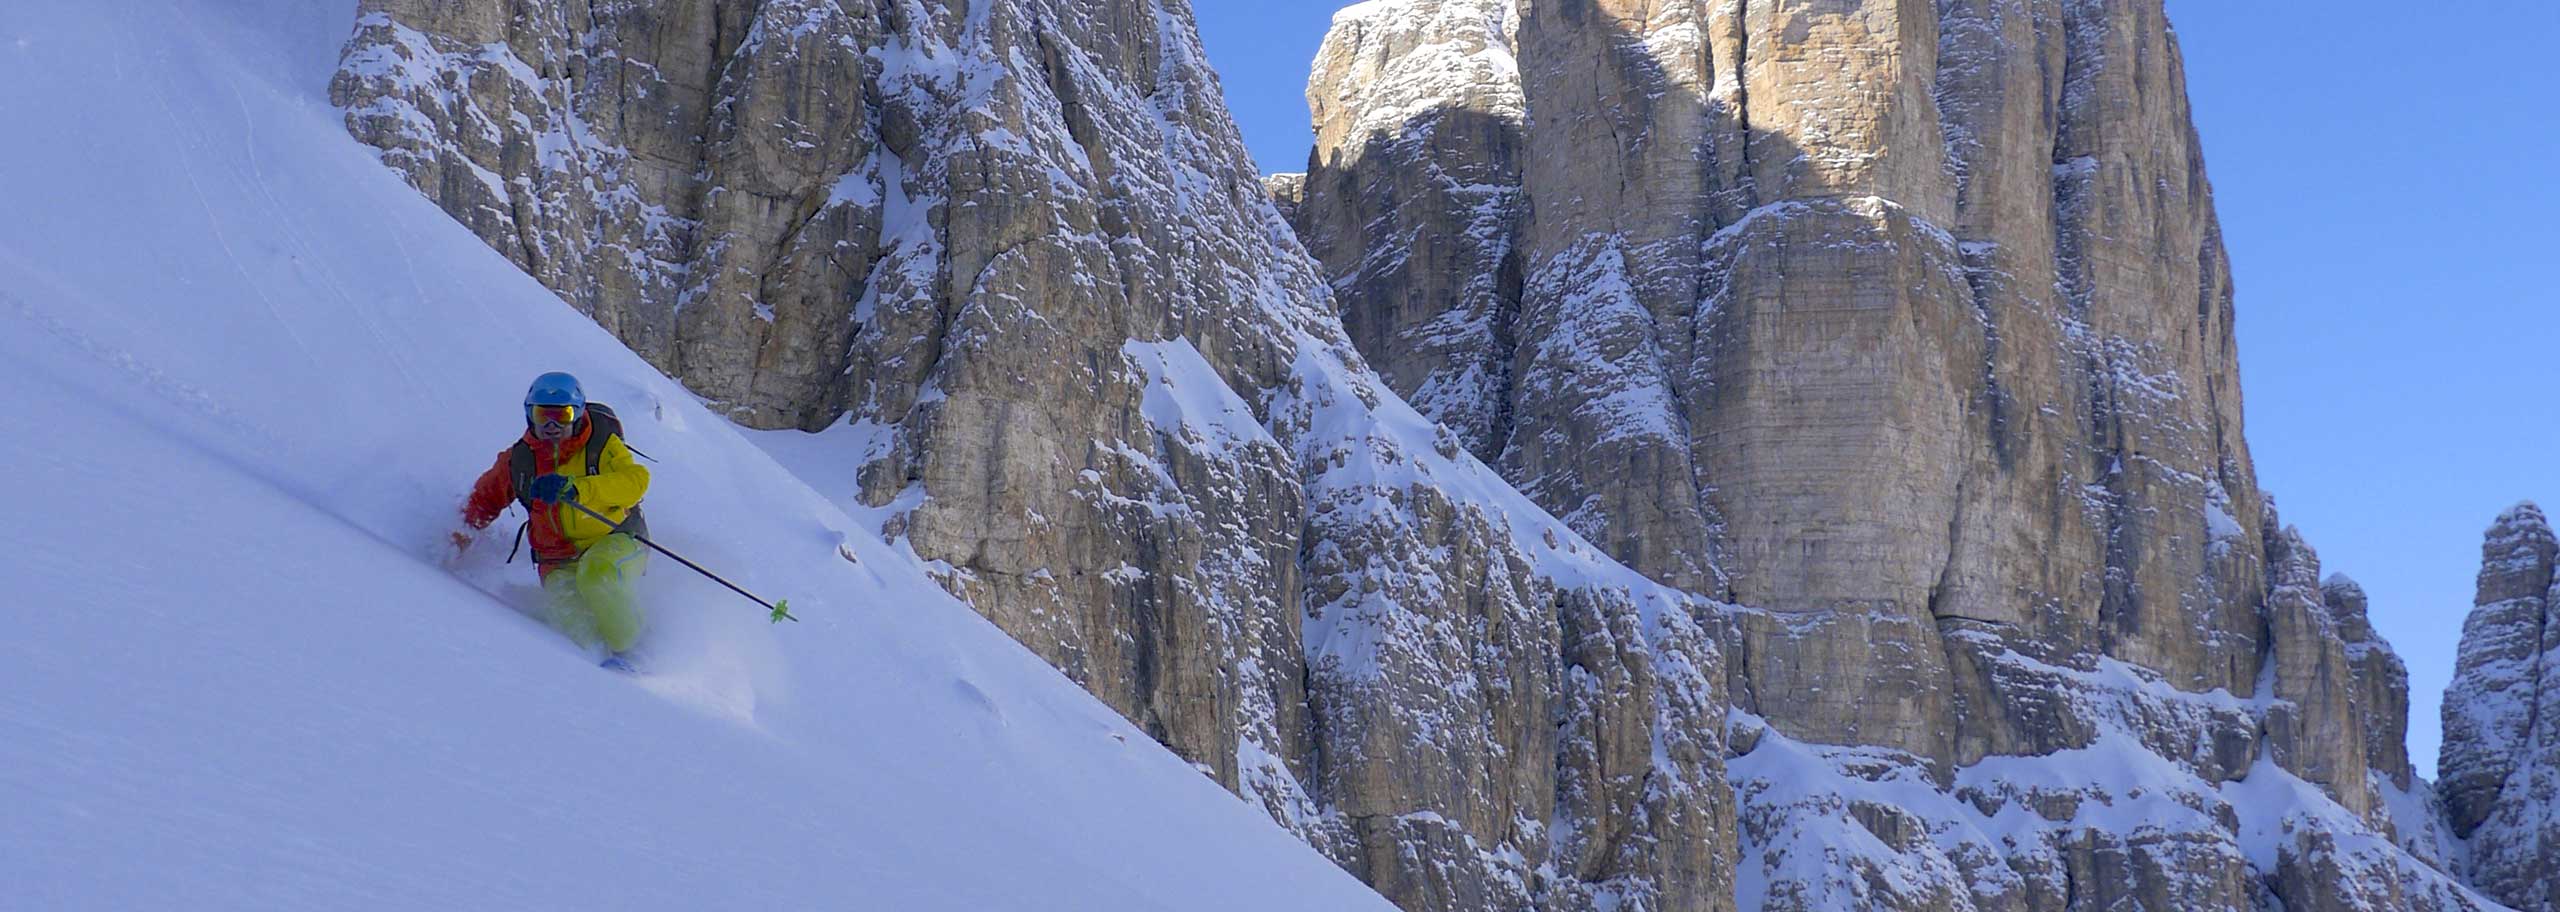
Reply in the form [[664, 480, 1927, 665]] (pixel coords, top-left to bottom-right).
[[2263, 523, 2374, 817], [2320, 574, 2418, 792], [1299, 0, 1532, 475], [2440, 502, 2560, 909]]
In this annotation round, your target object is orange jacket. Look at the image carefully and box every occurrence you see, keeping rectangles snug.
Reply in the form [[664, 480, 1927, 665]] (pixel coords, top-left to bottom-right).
[[464, 420, 650, 566]]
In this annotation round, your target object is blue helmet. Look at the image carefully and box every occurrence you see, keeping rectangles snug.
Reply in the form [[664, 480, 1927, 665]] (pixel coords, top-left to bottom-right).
[[523, 371, 586, 409]]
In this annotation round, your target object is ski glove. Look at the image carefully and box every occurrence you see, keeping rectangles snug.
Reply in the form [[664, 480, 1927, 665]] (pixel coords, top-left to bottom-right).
[[528, 474, 579, 505]]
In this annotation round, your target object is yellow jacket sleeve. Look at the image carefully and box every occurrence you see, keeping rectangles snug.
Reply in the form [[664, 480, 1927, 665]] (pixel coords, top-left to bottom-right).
[[579, 435, 651, 512]]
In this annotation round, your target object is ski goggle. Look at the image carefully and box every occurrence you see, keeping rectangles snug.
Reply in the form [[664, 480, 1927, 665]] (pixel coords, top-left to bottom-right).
[[527, 404, 580, 426]]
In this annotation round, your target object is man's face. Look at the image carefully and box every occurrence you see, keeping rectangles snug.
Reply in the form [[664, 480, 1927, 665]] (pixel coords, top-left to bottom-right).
[[530, 405, 577, 442]]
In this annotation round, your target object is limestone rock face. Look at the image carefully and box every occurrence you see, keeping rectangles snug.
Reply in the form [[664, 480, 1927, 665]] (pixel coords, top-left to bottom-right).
[[2440, 503, 2560, 910], [1298, 0, 2265, 763], [336, 2, 1733, 910], [2262, 524, 2375, 819], [1292, 0, 2488, 908], [1301, 0, 1531, 472], [2323, 575, 2417, 792], [332, 0, 882, 430]]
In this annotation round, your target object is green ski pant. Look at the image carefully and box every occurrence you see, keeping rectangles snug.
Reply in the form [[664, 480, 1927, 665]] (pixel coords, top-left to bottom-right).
[[542, 534, 648, 654]]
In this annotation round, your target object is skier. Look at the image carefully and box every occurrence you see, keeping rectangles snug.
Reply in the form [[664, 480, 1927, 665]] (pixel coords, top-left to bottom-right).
[[457, 372, 653, 659]]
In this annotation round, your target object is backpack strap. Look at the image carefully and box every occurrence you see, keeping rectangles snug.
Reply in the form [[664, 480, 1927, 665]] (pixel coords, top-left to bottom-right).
[[583, 402, 624, 476], [508, 441, 539, 512]]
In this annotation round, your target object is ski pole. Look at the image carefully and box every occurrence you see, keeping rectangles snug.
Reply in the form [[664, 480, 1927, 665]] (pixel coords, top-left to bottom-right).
[[563, 499, 797, 623]]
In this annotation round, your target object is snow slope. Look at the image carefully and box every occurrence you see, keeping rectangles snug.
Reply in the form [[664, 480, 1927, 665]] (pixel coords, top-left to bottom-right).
[[0, 1, 1397, 908]]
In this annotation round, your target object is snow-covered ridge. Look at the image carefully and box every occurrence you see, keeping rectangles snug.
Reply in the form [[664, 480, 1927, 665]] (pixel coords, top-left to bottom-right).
[[0, 2, 1398, 908]]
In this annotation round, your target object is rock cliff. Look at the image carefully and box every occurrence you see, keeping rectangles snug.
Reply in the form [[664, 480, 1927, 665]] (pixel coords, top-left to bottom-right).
[[336, 1, 1732, 909], [1287, 0, 2497, 908], [2441, 503, 2560, 910], [332, 0, 2518, 908]]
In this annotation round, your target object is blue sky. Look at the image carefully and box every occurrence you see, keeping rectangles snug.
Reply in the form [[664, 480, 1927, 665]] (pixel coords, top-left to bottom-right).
[[1192, 2, 2559, 778]]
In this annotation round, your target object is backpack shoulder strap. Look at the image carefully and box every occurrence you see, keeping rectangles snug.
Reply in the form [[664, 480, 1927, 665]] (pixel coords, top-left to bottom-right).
[[508, 441, 538, 509], [583, 402, 624, 476]]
